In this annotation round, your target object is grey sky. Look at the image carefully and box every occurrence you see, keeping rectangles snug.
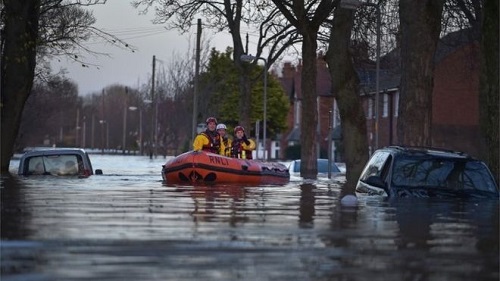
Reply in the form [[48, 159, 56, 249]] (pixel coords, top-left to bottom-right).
[[51, 0, 232, 96]]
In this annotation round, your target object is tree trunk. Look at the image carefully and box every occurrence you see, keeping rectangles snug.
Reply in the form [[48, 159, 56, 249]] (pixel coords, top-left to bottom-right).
[[397, 0, 444, 146], [270, 0, 335, 178], [325, 7, 369, 195], [479, 0, 499, 183], [1, 0, 41, 174], [299, 30, 318, 179], [226, 0, 252, 131]]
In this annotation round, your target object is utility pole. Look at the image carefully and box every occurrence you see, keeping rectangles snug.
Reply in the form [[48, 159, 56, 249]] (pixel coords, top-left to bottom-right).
[[192, 19, 202, 142], [83, 116, 86, 148], [91, 114, 95, 149], [75, 108, 80, 146], [150, 55, 156, 159], [101, 89, 106, 154], [122, 95, 128, 154]]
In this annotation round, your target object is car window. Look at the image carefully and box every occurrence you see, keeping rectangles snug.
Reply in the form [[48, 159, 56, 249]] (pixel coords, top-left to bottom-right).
[[26, 154, 82, 176], [317, 160, 341, 173], [293, 161, 300, 173], [391, 157, 498, 192], [359, 151, 391, 181], [27, 156, 46, 175], [460, 161, 498, 192], [292, 160, 340, 173], [83, 152, 93, 172]]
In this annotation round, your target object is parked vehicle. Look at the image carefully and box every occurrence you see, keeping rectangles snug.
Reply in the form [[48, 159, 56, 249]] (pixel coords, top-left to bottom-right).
[[17, 148, 102, 177], [288, 159, 344, 177], [356, 146, 499, 198]]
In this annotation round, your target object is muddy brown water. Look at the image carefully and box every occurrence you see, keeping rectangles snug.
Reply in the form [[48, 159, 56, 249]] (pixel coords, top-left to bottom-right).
[[2, 154, 498, 281]]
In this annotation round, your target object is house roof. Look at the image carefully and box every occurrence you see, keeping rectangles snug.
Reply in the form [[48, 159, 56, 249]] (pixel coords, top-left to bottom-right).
[[279, 28, 478, 99]]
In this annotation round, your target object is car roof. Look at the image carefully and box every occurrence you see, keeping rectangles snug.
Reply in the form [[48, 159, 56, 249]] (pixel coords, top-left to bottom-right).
[[21, 148, 89, 157], [290, 159, 342, 173], [380, 146, 472, 160]]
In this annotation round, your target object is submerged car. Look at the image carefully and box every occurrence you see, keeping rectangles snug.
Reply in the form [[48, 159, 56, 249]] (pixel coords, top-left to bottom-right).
[[288, 159, 344, 177], [356, 146, 499, 198], [17, 148, 102, 177]]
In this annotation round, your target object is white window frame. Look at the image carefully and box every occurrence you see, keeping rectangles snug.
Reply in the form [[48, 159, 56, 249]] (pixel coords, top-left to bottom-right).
[[394, 91, 399, 117], [383, 93, 389, 117]]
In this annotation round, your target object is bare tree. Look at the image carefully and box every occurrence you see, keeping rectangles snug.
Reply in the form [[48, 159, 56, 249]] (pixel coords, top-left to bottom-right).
[[397, 0, 445, 146], [479, 0, 499, 183], [271, 0, 337, 179], [132, 0, 298, 134], [37, 0, 134, 69], [325, 5, 369, 195], [1, 0, 133, 173], [1, 0, 41, 173], [17, 75, 80, 148]]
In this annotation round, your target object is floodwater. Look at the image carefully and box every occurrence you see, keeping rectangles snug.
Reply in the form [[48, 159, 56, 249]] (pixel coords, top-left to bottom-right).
[[1, 154, 498, 281]]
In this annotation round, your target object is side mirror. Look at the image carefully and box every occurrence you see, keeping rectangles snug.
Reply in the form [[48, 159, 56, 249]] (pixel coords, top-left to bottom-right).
[[95, 169, 103, 175]]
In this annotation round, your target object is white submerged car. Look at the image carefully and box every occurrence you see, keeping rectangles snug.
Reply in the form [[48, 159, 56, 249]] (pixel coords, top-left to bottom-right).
[[17, 148, 102, 177], [288, 159, 345, 178]]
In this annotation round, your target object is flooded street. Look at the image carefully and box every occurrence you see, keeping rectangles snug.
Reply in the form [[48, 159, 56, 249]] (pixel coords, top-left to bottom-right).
[[2, 154, 498, 281]]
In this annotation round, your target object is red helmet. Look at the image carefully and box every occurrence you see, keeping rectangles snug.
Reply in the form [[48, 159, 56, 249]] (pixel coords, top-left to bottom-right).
[[205, 117, 217, 125], [234, 126, 245, 133]]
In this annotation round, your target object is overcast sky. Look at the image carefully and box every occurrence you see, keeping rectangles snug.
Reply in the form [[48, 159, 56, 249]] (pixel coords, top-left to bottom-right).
[[51, 0, 232, 96]]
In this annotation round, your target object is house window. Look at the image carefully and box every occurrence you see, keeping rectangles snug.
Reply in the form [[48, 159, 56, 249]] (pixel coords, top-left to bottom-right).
[[383, 93, 389, 117], [394, 92, 399, 117], [295, 102, 301, 126], [367, 98, 373, 119]]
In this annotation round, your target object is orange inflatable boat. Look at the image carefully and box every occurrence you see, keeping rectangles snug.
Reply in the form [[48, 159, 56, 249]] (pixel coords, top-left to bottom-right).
[[161, 150, 290, 185]]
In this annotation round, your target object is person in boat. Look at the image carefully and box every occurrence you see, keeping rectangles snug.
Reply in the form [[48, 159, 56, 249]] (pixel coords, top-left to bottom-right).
[[193, 117, 225, 155], [231, 126, 256, 159], [33, 161, 45, 175], [59, 160, 78, 175], [216, 123, 232, 157]]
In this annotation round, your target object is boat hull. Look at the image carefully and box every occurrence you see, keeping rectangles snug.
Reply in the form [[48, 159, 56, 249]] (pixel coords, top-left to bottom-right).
[[162, 151, 290, 185]]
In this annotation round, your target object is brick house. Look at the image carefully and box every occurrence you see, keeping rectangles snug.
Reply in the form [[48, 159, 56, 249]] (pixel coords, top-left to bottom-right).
[[278, 29, 482, 160], [279, 56, 341, 160]]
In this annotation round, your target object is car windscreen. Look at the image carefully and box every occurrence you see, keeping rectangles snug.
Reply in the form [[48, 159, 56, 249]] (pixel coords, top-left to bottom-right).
[[26, 154, 81, 176], [391, 156, 498, 193], [292, 160, 340, 173], [317, 160, 341, 173]]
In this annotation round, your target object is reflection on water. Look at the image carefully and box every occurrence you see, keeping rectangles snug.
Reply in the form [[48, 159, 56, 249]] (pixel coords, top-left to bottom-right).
[[1, 155, 499, 281]]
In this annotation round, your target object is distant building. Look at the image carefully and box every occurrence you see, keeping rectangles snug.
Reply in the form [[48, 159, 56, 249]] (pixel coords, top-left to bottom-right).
[[278, 29, 482, 160]]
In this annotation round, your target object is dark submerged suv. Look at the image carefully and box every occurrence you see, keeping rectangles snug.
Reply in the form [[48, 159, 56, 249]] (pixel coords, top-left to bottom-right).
[[356, 146, 499, 198]]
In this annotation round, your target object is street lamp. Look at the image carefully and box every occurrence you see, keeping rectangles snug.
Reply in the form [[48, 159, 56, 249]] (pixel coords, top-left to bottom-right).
[[137, 107, 144, 155], [82, 116, 86, 148], [340, 0, 381, 150], [99, 120, 108, 154], [240, 54, 268, 160], [143, 99, 153, 158], [126, 106, 138, 154]]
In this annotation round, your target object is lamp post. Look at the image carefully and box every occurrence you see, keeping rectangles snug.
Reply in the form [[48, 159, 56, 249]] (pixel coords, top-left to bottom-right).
[[99, 120, 108, 154], [240, 54, 268, 160], [82, 116, 86, 148], [122, 106, 137, 154], [143, 99, 153, 157], [138, 108, 143, 155], [340, 0, 380, 150], [122, 106, 127, 154]]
